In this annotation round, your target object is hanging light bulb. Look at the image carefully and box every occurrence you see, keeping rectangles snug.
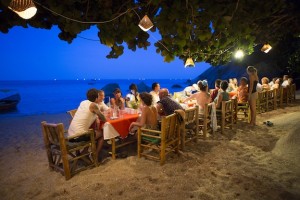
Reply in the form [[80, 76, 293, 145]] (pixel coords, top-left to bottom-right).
[[261, 44, 272, 53], [185, 58, 195, 68], [234, 50, 244, 59], [8, 0, 37, 19], [138, 15, 154, 32]]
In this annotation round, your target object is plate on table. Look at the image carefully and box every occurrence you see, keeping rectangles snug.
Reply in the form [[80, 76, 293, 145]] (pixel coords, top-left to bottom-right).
[[110, 116, 119, 120]]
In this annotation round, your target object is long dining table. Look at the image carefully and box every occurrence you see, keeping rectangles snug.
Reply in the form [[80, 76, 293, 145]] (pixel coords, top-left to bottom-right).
[[103, 112, 139, 159]]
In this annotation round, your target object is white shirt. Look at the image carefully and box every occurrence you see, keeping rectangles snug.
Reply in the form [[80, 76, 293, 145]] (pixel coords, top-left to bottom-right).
[[282, 80, 289, 87], [68, 100, 97, 137], [98, 101, 109, 111], [150, 91, 160, 105]]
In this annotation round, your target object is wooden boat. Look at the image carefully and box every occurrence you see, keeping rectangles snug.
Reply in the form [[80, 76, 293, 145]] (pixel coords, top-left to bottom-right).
[[0, 90, 21, 111]]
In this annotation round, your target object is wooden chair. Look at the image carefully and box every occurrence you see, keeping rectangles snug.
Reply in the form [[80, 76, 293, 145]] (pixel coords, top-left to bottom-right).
[[232, 97, 250, 123], [180, 105, 199, 150], [281, 87, 289, 106], [41, 121, 98, 180], [274, 88, 283, 109], [66, 109, 77, 124], [198, 103, 214, 138], [266, 90, 275, 111], [67, 109, 77, 118], [283, 85, 295, 105], [256, 91, 267, 114], [137, 113, 181, 165], [216, 100, 233, 134], [290, 84, 296, 102]]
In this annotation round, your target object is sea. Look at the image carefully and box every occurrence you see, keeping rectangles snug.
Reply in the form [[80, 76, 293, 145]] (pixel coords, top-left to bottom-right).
[[0, 79, 190, 117]]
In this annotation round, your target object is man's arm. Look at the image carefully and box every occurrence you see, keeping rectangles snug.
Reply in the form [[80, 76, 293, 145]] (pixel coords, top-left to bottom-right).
[[90, 103, 106, 122]]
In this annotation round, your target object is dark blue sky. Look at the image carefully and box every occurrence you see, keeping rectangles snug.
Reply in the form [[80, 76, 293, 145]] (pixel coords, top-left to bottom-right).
[[0, 25, 210, 80]]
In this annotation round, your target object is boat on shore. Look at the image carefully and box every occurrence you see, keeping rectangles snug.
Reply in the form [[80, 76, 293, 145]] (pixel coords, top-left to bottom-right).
[[0, 90, 21, 111]]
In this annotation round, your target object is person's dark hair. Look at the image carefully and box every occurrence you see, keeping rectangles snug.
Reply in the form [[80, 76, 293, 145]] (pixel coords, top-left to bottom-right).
[[240, 77, 248, 84], [220, 80, 229, 91], [152, 82, 159, 90], [247, 66, 257, 74], [139, 92, 153, 106], [129, 83, 138, 91], [113, 88, 121, 94], [215, 79, 222, 88], [87, 88, 99, 102], [272, 77, 278, 83], [277, 78, 283, 85]]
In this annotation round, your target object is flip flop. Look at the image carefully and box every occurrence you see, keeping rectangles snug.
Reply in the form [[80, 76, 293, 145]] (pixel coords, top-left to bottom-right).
[[266, 121, 274, 126]]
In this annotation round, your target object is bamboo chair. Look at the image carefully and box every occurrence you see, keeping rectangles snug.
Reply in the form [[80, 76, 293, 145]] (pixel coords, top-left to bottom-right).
[[232, 97, 250, 123], [180, 105, 199, 150], [256, 91, 267, 114], [274, 88, 283, 109], [66, 109, 77, 124], [137, 113, 181, 165], [67, 109, 77, 118], [266, 90, 275, 111], [290, 84, 296, 102], [198, 103, 213, 138], [41, 121, 98, 180], [281, 87, 289, 106], [216, 100, 233, 134]]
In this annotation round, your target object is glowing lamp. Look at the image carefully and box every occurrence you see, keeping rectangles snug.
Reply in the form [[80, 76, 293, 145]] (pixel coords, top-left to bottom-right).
[[234, 50, 244, 59], [138, 15, 153, 31], [261, 44, 272, 53], [185, 58, 195, 68], [8, 0, 37, 19]]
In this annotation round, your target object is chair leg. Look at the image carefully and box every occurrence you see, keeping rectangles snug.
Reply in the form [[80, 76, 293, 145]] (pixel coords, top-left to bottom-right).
[[137, 130, 141, 158], [111, 138, 116, 160], [160, 142, 166, 166]]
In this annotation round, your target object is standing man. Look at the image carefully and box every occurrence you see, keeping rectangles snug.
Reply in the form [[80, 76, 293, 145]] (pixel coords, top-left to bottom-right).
[[68, 88, 106, 161]]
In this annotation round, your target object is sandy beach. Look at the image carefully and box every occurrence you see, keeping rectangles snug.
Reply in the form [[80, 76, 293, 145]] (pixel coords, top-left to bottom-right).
[[1, 98, 300, 200]]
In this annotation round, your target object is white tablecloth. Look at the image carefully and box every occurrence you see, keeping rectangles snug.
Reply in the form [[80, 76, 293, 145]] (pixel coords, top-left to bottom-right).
[[103, 122, 120, 140]]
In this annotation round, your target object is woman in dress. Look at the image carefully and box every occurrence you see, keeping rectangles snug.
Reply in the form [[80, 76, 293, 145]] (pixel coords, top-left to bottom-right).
[[126, 83, 140, 108], [247, 66, 259, 126]]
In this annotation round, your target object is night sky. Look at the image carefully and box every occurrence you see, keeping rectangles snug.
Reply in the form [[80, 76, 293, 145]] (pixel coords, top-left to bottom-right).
[[0, 25, 211, 80]]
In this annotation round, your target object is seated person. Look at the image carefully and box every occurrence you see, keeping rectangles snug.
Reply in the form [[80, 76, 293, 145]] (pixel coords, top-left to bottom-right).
[[97, 90, 110, 112], [215, 80, 230, 109], [184, 84, 198, 96], [261, 77, 270, 91], [126, 83, 140, 108], [226, 78, 235, 92], [68, 88, 106, 161], [129, 92, 158, 132], [183, 80, 211, 113], [271, 78, 283, 90], [236, 77, 248, 103], [288, 78, 293, 86], [210, 79, 221, 102], [150, 82, 160, 105], [269, 77, 278, 88], [157, 88, 183, 116], [282, 75, 289, 87], [113, 88, 125, 110], [109, 97, 116, 109]]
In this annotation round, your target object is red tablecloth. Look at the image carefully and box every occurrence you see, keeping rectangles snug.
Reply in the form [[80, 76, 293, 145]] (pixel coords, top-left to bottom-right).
[[107, 113, 139, 139]]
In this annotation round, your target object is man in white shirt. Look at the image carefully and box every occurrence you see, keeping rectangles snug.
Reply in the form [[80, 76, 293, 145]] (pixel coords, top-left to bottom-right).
[[98, 90, 110, 112], [150, 82, 160, 105], [68, 88, 106, 161]]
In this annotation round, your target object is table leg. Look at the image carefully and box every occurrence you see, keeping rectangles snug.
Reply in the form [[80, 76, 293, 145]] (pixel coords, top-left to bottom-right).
[[111, 138, 116, 159]]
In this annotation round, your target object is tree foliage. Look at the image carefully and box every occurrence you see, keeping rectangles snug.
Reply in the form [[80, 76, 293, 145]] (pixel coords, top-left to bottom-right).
[[0, 0, 299, 66]]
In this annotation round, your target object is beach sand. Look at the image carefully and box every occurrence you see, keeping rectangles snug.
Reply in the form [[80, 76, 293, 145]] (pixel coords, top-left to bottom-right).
[[1, 100, 300, 200]]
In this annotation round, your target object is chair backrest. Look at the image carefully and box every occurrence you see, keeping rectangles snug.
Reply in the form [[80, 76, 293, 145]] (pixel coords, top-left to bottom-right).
[[161, 113, 180, 141], [267, 89, 274, 100], [222, 100, 233, 114], [184, 105, 199, 126], [41, 121, 66, 147], [67, 109, 77, 118]]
